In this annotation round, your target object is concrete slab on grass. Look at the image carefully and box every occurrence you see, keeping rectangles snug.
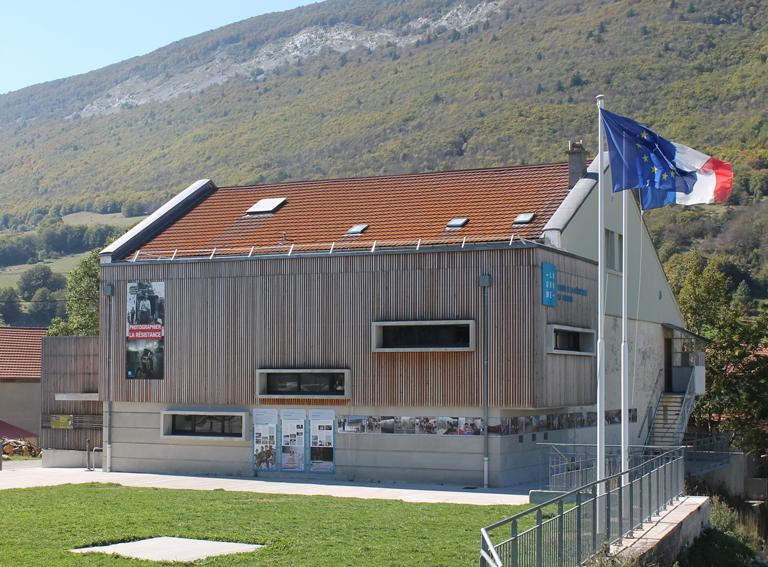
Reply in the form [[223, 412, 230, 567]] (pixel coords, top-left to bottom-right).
[[71, 536, 261, 562]]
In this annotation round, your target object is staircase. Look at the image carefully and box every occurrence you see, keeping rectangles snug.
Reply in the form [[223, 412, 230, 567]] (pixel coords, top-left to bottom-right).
[[647, 393, 686, 446]]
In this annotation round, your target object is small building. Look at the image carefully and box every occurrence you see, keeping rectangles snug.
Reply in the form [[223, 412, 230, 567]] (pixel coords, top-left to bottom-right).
[[0, 326, 47, 439], [48, 145, 703, 486]]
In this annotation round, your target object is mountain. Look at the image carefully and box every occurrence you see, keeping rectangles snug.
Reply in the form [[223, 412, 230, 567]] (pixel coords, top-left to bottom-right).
[[0, 0, 766, 300]]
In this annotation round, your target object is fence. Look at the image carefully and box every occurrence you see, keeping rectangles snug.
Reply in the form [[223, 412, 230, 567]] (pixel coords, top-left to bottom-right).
[[542, 443, 666, 492], [480, 446, 686, 567]]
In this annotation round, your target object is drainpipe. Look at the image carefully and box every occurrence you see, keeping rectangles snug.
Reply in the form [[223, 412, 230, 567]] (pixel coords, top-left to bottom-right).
[[479, 274, 493, 488], [103, 283, 114, 472]]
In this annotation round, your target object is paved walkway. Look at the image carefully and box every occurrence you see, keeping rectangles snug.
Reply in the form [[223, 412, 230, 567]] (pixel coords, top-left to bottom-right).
[[0, 461, 529, 506]]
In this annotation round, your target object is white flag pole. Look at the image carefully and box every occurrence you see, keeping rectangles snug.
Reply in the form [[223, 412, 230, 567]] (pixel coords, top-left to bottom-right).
[[596, 95, 606, 487], [621, 172, 630, 484]]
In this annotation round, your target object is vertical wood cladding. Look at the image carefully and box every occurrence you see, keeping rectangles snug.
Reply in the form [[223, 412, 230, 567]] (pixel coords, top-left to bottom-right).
[[535, 249, 598, 407], [100, 247, 596, 408], [40, 336, 102, 450]]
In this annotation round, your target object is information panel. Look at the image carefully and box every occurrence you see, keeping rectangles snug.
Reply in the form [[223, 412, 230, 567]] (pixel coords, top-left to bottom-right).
[[280, 409, 306, 472], [309, 409, 335, 473], [253, 409, 278, 472], [126, 281, 165, 379], [541, 263, 557, 307]]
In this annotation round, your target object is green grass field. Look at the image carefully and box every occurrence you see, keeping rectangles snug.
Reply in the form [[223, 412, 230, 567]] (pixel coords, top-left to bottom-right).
[[0, 483, 528, 566], [61, 212, 146, 228], [0, 252, 90, 289]]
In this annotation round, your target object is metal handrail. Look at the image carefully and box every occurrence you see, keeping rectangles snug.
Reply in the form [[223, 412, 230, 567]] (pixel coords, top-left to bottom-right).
[[480, 445, 686, 567], [673, 374, 697, 442], [641, 371, 665, 444]]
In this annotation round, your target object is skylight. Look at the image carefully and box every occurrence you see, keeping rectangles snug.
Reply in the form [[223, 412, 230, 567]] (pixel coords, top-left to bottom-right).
[[446, 217, 469, 229], [513, 212, 536, 225], [246, 197, 286, 215], [346, 223, 369, 235]]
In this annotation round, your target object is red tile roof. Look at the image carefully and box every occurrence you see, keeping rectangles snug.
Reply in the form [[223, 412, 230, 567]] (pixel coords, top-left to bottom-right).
[[133, 163, 570, 259], [0, 419, 36, 440], [0, 327, 47, 381]]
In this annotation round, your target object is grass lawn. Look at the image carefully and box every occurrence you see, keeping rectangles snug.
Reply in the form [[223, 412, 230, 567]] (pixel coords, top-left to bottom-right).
[[0, 483, 529, 566], [0, 252, 90, 289], [61, 211, 146, 228]]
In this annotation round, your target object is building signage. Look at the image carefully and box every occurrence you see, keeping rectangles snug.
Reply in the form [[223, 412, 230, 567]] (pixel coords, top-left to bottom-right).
[[280, 409, 306, 472], [126, 281, 165, 380], [253, 409, 278, 472], [309, 409, 335, 473], [50, 414, 74, 429], [541, 263, 557, 306], [556, 283, 588, 303]]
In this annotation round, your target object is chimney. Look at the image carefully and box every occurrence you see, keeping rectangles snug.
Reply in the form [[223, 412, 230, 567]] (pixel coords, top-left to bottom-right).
[[567, 140, 586, 190]]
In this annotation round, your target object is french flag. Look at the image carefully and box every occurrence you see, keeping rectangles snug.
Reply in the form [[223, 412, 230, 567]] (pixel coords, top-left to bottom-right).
[[600, 109, 733, 210]]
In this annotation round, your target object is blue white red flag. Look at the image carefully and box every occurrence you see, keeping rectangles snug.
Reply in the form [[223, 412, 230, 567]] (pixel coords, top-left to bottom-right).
[[600, 109, 733, 210]]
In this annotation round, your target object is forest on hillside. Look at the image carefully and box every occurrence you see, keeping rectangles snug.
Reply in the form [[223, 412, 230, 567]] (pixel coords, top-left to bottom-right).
[[0, 0, 765, 302]]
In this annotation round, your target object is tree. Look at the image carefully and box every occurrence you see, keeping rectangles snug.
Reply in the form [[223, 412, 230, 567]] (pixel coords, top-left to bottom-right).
[[731, 280, 752, 311], [693, 306, 768, 465], [663, 250, 706, 297], [0, 287, 22, 326], [678, 256, 730, 337], [48, 250, 100, 336], [26, 288, 58, 326], [17, 265, 65, 300]]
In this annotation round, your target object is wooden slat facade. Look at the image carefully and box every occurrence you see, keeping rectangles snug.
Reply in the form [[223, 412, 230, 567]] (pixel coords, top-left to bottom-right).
[[40, 336, 102, 450], [99, 245, 596, 409]]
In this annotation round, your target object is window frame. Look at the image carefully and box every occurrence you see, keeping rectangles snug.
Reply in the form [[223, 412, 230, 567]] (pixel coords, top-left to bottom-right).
[[546, 324, 596, 356], [160, 410, 249, 441], [256, 369, 351, 399], [371, 320, 476, 352]]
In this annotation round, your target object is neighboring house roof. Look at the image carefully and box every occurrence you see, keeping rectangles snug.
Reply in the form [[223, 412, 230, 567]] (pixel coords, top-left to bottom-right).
[[0, 419, 37, 440], [105, 163, 571, 261], [0, 327, 47, 381]]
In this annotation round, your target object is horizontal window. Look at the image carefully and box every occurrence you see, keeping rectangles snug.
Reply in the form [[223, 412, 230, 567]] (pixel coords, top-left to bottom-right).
[[372, 320, 475, 352], [170, 414, 243, 437], [266, 372, 345, 396], [547, 325, 595, 356], [257, 369, 351, 398]]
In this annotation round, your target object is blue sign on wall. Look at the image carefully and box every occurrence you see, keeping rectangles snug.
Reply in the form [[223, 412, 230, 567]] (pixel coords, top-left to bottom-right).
[[541, 263, 557, 306]]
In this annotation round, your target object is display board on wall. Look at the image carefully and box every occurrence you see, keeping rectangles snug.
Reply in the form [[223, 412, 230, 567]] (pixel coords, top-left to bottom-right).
[[542, 262, 557, 306], [280, 409, 306, 472], [253, 409, 278, 472], [309, 409, 335, 473], [126, 281, 165, 380], [50, 414, 74, 429]]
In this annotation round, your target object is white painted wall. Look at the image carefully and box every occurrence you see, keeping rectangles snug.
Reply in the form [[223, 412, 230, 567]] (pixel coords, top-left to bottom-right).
[[0, 382, 41, 436], [558, 164, 683, 327]]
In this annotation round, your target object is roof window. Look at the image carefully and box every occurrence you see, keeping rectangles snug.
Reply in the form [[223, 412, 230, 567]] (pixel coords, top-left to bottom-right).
[[346, 223, 369, 235], [513, 212, 535, 225], [446, 217, 469, 229], [246, 197, 286, 215]]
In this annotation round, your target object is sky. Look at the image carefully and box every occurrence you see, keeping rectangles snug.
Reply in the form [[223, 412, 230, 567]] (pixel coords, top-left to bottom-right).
[[0, 1, 313, 94]]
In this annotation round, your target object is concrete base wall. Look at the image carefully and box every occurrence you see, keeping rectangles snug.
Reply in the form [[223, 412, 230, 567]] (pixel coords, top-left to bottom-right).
[[43, 449, 102, 468], [617, 496, 710, 567], [0, 381, 41, 436], [697, 452, 747, 497], [105, 402, 646, 486]]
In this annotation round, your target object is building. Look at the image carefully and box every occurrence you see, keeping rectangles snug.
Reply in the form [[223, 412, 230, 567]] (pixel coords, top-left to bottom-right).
[[0, 326, 47, 439], [72, 145, 703, 486]]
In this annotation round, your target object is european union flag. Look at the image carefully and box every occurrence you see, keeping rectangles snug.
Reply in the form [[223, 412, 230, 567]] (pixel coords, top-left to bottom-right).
[[600, 109, 699, 210]]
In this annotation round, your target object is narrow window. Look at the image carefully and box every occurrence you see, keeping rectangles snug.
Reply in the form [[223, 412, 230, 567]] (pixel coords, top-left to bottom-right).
[[547, 325, 595, 356], [265, 372, 345, 396], [554, 329, 581, 352], [170, 414, 243, 437], [372, 321, 475, 352]]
